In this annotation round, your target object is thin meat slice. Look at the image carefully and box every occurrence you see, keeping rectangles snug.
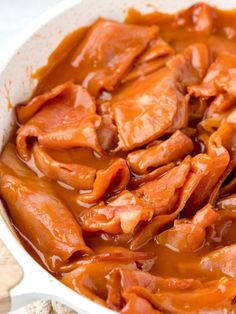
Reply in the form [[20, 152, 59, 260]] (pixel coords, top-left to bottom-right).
[[92, 246, 153, 263], [79, 190, 154, 234], [128, 163, 175, 189], [122, 56, 171, 84], [123, 37, 174, 83], [33, 144, 129, 198], [137, 38, 174, 64], [16, 81, 95, 124], [185, 122, 233, 212], [0, 143, 91, 272], [107, 268, 202, 311], [97, 114, 118, 151], [32, 143, 96, 190], [121, 295, 161, 314], [131, 169, 202, 250], [156, 204, 219, 252], [71, 18, 159, 96], [209, 93, 235, 114], [217, 193, 236, 210], [134, 157, 191, 215], [61, 260, 138, 306], [207, 209, 236, 244], [78, 158, 130, 203], [127, 131, 193, 174], [189, 52, 236, 98], [59, 246, 153, 276], [112, 43, 210, 150], [181, 211, 236, 277], [16, 82, 102, 160], [176, 3, 215, 34], [200, 244, 236, 277], [126, 277, 236, 314], [199, 97, 236, 135]]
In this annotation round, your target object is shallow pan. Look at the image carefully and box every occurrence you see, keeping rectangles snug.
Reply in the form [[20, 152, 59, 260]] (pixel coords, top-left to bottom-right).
[[0, 0, 235, 313]]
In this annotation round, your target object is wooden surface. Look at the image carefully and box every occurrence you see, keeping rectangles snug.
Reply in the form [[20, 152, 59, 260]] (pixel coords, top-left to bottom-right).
[[0, 239, 23, 314]]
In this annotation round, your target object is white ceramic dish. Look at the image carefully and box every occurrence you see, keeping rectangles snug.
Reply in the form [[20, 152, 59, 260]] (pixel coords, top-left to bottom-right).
[[0, 0, 236, 313]]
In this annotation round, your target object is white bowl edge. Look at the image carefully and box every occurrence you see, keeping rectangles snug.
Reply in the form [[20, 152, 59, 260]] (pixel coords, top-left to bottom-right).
[[0, 0, 236, 313]]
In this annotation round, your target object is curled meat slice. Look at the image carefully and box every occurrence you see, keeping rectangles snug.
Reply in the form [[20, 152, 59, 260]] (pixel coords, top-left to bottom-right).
[[128, 163, 175, 189], [138, 38, 174, 64], [121, 295, 161, 314], [32, 145, 129, 199], [185, 122, 233, 212], [32, 143, 96, 190], [122, 56, 170, 84], [107, 268, 202, 311], [156, 204, 219, 252], [59, 246, 153, 274], [209, 93, 235, 114], [16, 82, 102, 160], [61, 260, 137, 306], [71, 18, 159, 96], [79, 191, 153, 234], [207, 209, 236, 244], [112, 43, 210, 150], [16, 81, 94, 124], [189, 52, 236, 98], [78, 158, 130, 203], [134, 157, 191, 215], [198, 98, 236, 136], [97, 114, 118, 151], [92, 246, 153, 263], [0, 144, 91, 271], [200, 244, 236, 277], [123, 37, 174, 83], [217, 194, 236, 210], [176, 3, 215, 34], [126, 277, 236, 314], [127, 131, 193, 174], [131, 168, 202, 249]]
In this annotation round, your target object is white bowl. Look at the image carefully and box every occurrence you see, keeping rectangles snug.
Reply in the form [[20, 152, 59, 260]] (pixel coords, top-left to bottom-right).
[[0, 0, 236, 313]]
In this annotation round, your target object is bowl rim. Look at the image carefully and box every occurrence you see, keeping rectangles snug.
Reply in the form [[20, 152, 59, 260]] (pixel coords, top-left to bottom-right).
[[1, 0, 236, 312]]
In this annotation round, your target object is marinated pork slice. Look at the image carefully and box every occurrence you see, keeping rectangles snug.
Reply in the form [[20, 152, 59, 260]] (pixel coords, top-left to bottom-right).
[[78, 158, 130, 203], [185, 122, 234, 212], [176, 2, 215, 34], [189, 52, 236, 98], [125, 277, 236, 314], [32, 143, 96, 190], [107, 268, 202, 311], [71, 18, 159, 96], [16, 82, 102, 160], [79, 190, 154, 234], [112, 43, 210, 150], [0, 143, 91, 272], [127, 131, 193, 174], [156, 204, 219, 252]]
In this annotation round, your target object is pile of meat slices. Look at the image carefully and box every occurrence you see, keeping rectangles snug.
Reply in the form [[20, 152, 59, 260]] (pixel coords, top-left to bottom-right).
[[2, 2, 236, 313]]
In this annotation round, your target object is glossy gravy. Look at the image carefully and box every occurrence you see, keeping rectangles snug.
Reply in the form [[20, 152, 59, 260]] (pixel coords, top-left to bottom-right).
[[1, 3, 236, 313]]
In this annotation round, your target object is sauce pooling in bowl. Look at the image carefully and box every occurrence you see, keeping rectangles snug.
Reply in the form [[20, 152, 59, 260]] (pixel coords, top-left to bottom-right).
[[2, 3, 236, 313]]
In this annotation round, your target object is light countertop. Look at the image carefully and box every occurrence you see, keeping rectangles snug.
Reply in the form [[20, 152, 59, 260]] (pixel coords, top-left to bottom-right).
[[0, 0, 62, 47]]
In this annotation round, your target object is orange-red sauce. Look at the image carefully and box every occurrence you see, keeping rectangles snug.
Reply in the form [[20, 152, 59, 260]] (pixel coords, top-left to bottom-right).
[[1, 3, 236, 313]]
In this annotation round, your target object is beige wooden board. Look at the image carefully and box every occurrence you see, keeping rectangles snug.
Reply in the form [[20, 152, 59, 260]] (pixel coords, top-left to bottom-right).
[[0, 239, 23, 314]]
